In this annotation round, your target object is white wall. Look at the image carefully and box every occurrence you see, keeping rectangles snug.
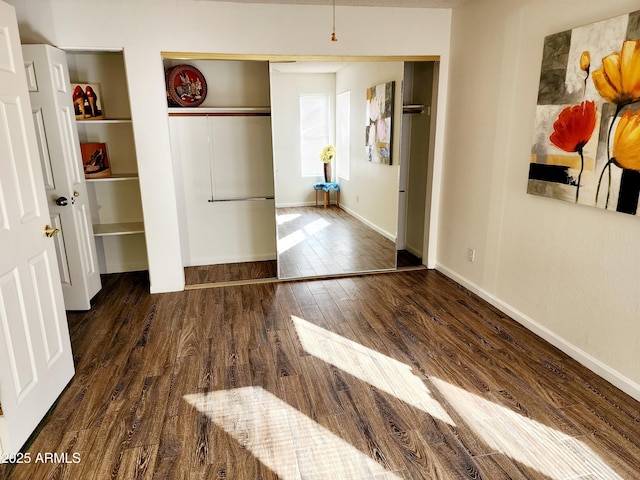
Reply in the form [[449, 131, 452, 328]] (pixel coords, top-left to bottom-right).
[[10, 0, 452, 293], [8, 0, 55, 44], [336, 62, 404, 239], [271, 72, 336, 206], [441, 0, 640, 397]]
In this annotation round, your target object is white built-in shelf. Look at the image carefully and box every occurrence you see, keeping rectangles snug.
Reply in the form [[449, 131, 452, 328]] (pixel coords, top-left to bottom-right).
[[168, 106, 271, 116], [93, 222, 145, 237], [76, 118, 132, 124], [85, 173, 139, 182], [403, 104, 425, 114]]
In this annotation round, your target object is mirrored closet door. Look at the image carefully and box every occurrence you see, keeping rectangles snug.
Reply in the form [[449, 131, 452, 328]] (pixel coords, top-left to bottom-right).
[[165, 55, 436, 286]]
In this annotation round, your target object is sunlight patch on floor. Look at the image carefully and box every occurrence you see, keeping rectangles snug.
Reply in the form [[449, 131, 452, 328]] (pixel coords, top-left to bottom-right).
[[184, 386, 402, 480], [303, 217, 330, 235], [430, 377, 624, 479], [278, 229, 306, 254], [186, 315, 625, 480], [278, 218, 330, 254], [292, 315, 456, 426], [293, 315, 625, 480], [277, 213, 301, 225]]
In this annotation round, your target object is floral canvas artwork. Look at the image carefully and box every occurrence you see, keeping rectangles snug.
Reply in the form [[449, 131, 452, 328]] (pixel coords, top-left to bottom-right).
[[366, 81, 395, 165], [529, 10, 640, 216]]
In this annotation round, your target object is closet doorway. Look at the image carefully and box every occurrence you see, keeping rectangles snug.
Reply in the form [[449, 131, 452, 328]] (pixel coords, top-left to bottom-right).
[[163, 53, 439, 287]]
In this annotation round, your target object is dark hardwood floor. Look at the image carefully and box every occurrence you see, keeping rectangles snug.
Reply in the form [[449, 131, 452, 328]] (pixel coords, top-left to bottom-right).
[[3, 270, 638, 479], [277, 206, 396, 279], [184, 260, 278, 286], [184, 207, 421, 287]]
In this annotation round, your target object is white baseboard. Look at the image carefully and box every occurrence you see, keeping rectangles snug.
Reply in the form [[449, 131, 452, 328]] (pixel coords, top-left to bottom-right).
[[150, 279, 186, 294], [339, 204, 396, 242], [275, 201, 317, 208], [435, 263, 640, 401]]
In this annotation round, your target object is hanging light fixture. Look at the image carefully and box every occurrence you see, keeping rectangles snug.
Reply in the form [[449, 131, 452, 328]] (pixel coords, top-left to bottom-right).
[[331, 0, 338, 41]]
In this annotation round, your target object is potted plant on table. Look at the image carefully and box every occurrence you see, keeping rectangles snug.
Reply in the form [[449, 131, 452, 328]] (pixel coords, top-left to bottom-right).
[[319, 145, 336, 183]]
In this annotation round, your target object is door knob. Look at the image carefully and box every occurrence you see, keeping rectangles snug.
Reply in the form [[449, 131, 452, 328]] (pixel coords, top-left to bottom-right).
[[55, 196, 68, 206], [44, 225, 60, 237]]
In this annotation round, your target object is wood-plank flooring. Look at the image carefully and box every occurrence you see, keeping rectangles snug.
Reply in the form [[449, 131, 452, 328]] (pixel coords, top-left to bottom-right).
[[184, 207, 421, 287], [277, 206, 396, 279], [2, 270, 639, 480], [185, 260, 278, 285]]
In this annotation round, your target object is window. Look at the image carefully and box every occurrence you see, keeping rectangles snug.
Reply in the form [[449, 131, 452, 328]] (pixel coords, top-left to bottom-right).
[[300, 94, 330, 177], [336, 91, 350, 180]]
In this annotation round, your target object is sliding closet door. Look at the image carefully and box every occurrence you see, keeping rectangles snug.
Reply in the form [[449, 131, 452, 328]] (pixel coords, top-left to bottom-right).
[[169, 113, 276, 268]]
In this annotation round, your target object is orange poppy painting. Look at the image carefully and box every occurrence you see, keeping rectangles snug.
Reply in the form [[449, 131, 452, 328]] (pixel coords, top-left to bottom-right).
[[529, 9, 640, 215]]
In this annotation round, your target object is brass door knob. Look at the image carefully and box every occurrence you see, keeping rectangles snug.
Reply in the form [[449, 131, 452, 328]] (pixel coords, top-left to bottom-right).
[[44, 225, 60, 237]]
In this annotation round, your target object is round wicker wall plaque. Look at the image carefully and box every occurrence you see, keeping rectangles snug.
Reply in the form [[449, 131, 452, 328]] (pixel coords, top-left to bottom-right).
[[166, 64, 207, 107]]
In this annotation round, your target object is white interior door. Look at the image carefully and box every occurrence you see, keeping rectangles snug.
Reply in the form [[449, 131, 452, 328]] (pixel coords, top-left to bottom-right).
[[0, 1, 75, 454], [22, 44, 101, 311]]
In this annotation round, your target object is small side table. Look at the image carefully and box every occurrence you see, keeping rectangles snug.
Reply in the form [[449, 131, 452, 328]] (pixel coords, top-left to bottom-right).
[[313, 182, 340, 208]]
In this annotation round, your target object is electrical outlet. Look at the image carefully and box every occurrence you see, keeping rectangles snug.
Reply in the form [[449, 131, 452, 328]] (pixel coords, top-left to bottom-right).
[[467, 248, 476, 262]]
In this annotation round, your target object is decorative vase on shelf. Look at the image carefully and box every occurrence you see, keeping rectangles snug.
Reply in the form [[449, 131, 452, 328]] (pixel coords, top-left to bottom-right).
[[324, 162, 332, 183]]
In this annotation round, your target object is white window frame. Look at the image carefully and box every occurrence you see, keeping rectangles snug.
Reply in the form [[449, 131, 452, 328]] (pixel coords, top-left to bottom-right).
[[336, 91, 350, 180]]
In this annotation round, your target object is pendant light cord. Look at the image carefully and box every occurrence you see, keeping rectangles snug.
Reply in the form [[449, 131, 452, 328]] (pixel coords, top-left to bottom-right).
[[331, 0, 338, 41]]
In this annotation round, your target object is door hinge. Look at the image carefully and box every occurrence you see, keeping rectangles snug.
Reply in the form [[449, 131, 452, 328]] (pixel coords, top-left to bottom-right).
[[0, 400, 3, 416]]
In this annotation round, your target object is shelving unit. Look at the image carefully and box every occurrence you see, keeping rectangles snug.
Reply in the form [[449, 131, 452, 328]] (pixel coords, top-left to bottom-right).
[[66, 50, 148, 274], [402, 104, 426, 114], [85, 173, 139, 182], [77, 118, 132, 124], [168, 107, 271, 116], [93, 222, 145, 237]]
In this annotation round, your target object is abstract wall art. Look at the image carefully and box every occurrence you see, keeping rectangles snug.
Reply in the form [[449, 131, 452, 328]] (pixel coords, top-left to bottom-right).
[[529, 10, 640, 216], [365, 81, 395, 165]]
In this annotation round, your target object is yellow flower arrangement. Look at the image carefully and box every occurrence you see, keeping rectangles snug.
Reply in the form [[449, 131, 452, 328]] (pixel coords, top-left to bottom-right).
[[319, 145, 336, 164]]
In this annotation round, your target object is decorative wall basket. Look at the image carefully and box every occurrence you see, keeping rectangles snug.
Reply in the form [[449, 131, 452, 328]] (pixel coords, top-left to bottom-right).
[[166, 64, 208, 107]]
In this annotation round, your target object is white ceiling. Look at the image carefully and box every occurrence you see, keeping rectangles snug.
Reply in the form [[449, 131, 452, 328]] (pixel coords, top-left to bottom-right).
[[198, 0, 469, 8], [215, 0, 467, 73]]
